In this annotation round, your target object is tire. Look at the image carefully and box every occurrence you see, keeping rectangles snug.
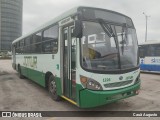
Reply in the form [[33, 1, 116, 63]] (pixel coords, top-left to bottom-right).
[[18, 65, 24, 79], [48, 75, 61, 101]]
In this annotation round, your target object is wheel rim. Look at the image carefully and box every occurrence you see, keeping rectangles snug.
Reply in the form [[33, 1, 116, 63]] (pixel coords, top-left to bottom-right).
[[50, 80, 56, 95]]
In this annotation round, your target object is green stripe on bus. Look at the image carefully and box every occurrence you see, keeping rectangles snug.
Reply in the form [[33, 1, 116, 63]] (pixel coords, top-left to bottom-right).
[[20, 66, 63, 98], [21, 66, 46, 87], [79, 82, 140, 108]]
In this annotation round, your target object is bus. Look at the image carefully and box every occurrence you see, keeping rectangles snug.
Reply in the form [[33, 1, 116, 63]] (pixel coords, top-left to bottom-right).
[[12, 6, 140, 108], [139, 41, 160, 73]]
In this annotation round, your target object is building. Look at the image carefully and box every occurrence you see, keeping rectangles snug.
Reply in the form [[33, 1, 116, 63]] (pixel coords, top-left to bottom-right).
[[0, 0, 23, 51]]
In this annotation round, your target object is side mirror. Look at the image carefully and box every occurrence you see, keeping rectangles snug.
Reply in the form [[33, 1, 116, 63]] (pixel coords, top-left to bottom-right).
[[73, 20, 83, 38]]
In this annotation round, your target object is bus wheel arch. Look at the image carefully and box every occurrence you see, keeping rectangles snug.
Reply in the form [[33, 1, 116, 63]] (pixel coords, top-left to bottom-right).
[[45, 72, 61, 101]]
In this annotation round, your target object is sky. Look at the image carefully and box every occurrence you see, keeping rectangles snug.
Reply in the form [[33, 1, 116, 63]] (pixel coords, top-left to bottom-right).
[[23, 0, 160, 44]]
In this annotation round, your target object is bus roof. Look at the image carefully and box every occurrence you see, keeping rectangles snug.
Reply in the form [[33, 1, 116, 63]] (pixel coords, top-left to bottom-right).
[[12, 6, 132, 44], [12, 6, 79, 44], [139, 40, 160, 45]]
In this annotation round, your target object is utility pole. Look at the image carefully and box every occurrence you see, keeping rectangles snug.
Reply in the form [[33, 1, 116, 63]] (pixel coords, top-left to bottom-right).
[[143, 12, 150, 42]]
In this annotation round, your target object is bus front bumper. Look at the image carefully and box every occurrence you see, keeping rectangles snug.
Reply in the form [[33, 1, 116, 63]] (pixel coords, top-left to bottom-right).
[[79, 82, 140, 108]]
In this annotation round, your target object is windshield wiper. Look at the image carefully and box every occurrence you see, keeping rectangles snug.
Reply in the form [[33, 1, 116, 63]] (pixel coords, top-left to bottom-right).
[[97, 18, 118, 49], [97, 18, 115, 38], [120, 23, 128, 55]]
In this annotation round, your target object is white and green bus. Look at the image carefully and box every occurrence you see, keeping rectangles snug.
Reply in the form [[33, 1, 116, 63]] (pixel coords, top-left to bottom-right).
[[12, 6, 140, 108]]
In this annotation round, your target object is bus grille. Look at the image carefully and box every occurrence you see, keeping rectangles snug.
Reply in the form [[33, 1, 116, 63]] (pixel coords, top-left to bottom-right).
[[104, 80, 133, 88]]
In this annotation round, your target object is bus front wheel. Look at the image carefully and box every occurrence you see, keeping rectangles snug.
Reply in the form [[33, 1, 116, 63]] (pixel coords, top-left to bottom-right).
[[48, 75, 61, 101]]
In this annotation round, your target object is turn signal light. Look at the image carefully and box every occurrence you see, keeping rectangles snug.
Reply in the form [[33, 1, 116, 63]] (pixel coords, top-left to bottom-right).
[[80, 76, 88, 83]]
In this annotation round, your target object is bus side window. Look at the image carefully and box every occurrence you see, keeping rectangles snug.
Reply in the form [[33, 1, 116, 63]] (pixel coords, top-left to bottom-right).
[[139, 45, 146, 58], [147, 45, 155, 56], [24, 37, 32, 54], [151, 45, 155, 56], [32, 32, 42, 53], [19, 39, 24, 54], [42, 25, 58, 54], [16, 42, 20, 54], [155, 45, 160, 56]]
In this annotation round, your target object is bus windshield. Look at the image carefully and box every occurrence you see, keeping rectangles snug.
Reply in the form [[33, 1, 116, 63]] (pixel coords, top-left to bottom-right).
[[81, 21, 138, 71]]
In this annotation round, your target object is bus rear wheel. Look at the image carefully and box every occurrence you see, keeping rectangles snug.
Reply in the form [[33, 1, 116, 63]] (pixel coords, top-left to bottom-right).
[[48, 75, 61, 101], [18, 65, 24, 79]]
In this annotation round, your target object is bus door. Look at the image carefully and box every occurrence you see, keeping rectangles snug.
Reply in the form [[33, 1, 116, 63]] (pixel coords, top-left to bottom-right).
[[62, 25, 77, 101]]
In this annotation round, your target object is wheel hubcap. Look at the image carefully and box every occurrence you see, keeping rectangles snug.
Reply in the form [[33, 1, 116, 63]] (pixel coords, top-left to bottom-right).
[[50, 80, 56, 95]]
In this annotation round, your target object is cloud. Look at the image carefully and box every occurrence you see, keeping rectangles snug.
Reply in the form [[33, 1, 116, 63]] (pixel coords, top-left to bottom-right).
[[23, 0, 160, 43]]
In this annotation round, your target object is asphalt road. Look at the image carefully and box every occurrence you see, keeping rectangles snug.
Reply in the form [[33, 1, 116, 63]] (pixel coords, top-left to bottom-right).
[[0, 60, 160, 120]]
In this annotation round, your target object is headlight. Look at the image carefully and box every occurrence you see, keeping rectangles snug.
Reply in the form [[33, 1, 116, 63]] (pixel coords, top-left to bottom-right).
[[80, 75, 103, 90], [134, 73, 140, 84]]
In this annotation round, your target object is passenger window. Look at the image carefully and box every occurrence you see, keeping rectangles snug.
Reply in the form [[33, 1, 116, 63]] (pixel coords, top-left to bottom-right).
[[42, 25, 58, 53], [31, 32, 42, 53], [25, 37, 31, 46], [24, 37, 32, 53], [155, 45, 160, 56], [32, 32, 42, 44], [139, 45, 146, 58]]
